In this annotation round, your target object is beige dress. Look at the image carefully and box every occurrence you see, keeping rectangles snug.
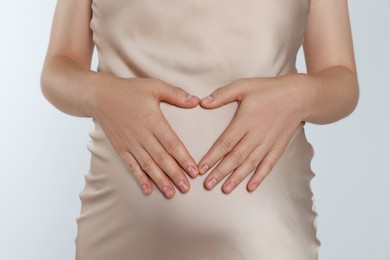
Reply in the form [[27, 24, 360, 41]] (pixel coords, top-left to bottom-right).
[[76, 0, 320, 259]]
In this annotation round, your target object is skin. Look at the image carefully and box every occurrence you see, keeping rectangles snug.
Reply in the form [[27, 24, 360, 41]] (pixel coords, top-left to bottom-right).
[[41, 0, 201, 199], [199, 0, 359, 193], [41, 0, 359, 198]]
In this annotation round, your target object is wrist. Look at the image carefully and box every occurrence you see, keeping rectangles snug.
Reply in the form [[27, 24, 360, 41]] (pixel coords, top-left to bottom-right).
[[284, 73, 318, 122], [82, 71, 120, 118]]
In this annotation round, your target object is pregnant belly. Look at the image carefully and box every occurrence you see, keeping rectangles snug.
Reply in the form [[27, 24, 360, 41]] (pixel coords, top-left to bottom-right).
[[159, 101, 238, 163], [77, 105, 317, 258]]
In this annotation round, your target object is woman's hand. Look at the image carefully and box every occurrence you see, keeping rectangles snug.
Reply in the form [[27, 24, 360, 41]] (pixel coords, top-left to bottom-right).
[[195, 0, 359, 195], [89, 75, 200, 199], [198, 74, 310, 193]]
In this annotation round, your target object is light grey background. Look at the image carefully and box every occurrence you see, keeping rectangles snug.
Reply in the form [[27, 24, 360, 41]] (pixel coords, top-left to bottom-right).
[[0, 1, 389, 259]]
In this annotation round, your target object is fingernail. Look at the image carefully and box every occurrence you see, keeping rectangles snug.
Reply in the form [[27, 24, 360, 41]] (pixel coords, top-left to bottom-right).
[[206, 177, 217, 189], [201, 96, 214, 104], [224, 181, 236, 193], [200, 164, 209, 175], [163, 185, 174, 199], [178, 180, 189, 193], [188, 166, 198, 178], [142, 183, 151, 195], [248, 181, 259, 192], [185, 94, 194, 102]]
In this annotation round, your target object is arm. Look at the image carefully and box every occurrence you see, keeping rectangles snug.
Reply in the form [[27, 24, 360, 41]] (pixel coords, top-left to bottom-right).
[[197, 0, 359, 193], [40, 0, 95, 117], [301, 0, 359, 124], [41, 0, 200, 199]]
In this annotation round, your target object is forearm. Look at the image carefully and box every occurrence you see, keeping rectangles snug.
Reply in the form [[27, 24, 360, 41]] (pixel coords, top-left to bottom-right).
[[293, 66, 359, 125], [40, 56, 110, 118]]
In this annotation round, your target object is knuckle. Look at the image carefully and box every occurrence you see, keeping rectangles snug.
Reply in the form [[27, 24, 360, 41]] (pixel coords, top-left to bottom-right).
[[119, 152, 138, 173], [173, 86, 182, 99], [143, 113, 159, 127], [127, 161, 138, 173], [215, 88, 226, 102], [178, 156, 191, 168], [166, 138, 180, 154], [247, 157, 259, 169], [230, 150, 245, 164], [140, 159, 153, 172], [263, 160, 275, 174], [218, 138, 232, 153], [213, 87, 222, 96], [154, 151, 167, 165], [255, 142, 268, 151]]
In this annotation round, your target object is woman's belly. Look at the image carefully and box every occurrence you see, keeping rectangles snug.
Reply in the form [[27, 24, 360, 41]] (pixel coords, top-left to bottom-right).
[[160, 100, 238, 162], [76, 103, 319, 259]]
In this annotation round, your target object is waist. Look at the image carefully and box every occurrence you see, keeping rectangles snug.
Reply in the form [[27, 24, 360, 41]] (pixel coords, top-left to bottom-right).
[[83, 114, 315, 240]]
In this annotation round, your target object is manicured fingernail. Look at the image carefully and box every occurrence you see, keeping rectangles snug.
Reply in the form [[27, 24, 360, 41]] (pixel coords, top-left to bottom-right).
[[206, 177, 217, 189], [201, 96, 214, 104], [142, 183, 151, 195], [188, 166, 198, 178], [200, 164, 209, 175], [224, 181, 236, 193], [248, 181, 259, 192], [163, 185, 174, 199], [178, 180, 189, 193]]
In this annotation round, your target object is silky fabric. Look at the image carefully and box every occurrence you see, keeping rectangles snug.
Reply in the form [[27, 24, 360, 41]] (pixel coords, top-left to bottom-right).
[[75, 0, 320, 259]]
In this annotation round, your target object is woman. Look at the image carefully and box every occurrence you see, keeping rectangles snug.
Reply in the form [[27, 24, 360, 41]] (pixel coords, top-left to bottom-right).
[[41, 0, 359, 259]]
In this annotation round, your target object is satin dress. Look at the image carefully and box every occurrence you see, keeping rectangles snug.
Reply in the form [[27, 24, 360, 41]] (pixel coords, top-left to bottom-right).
[[75, 0, 320, 259]]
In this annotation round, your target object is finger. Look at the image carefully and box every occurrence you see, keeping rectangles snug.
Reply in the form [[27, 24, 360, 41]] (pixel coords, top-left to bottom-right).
[[119, 151, 153, 195], [142, 137, 191, 194], [221, 143, 268, 194], [198, 119, 246, 175], [132, 147, 176, 199], [200, 80, 248, 109], [155, 80, 199, 108], [154, 116, 199, 178], [247, 149, 284, 192], [203, 135, 260, 190]]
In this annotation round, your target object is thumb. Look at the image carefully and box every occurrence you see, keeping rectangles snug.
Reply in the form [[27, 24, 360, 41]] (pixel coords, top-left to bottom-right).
[[156, 82, 199, 108], [200, 82, 245, 109]]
